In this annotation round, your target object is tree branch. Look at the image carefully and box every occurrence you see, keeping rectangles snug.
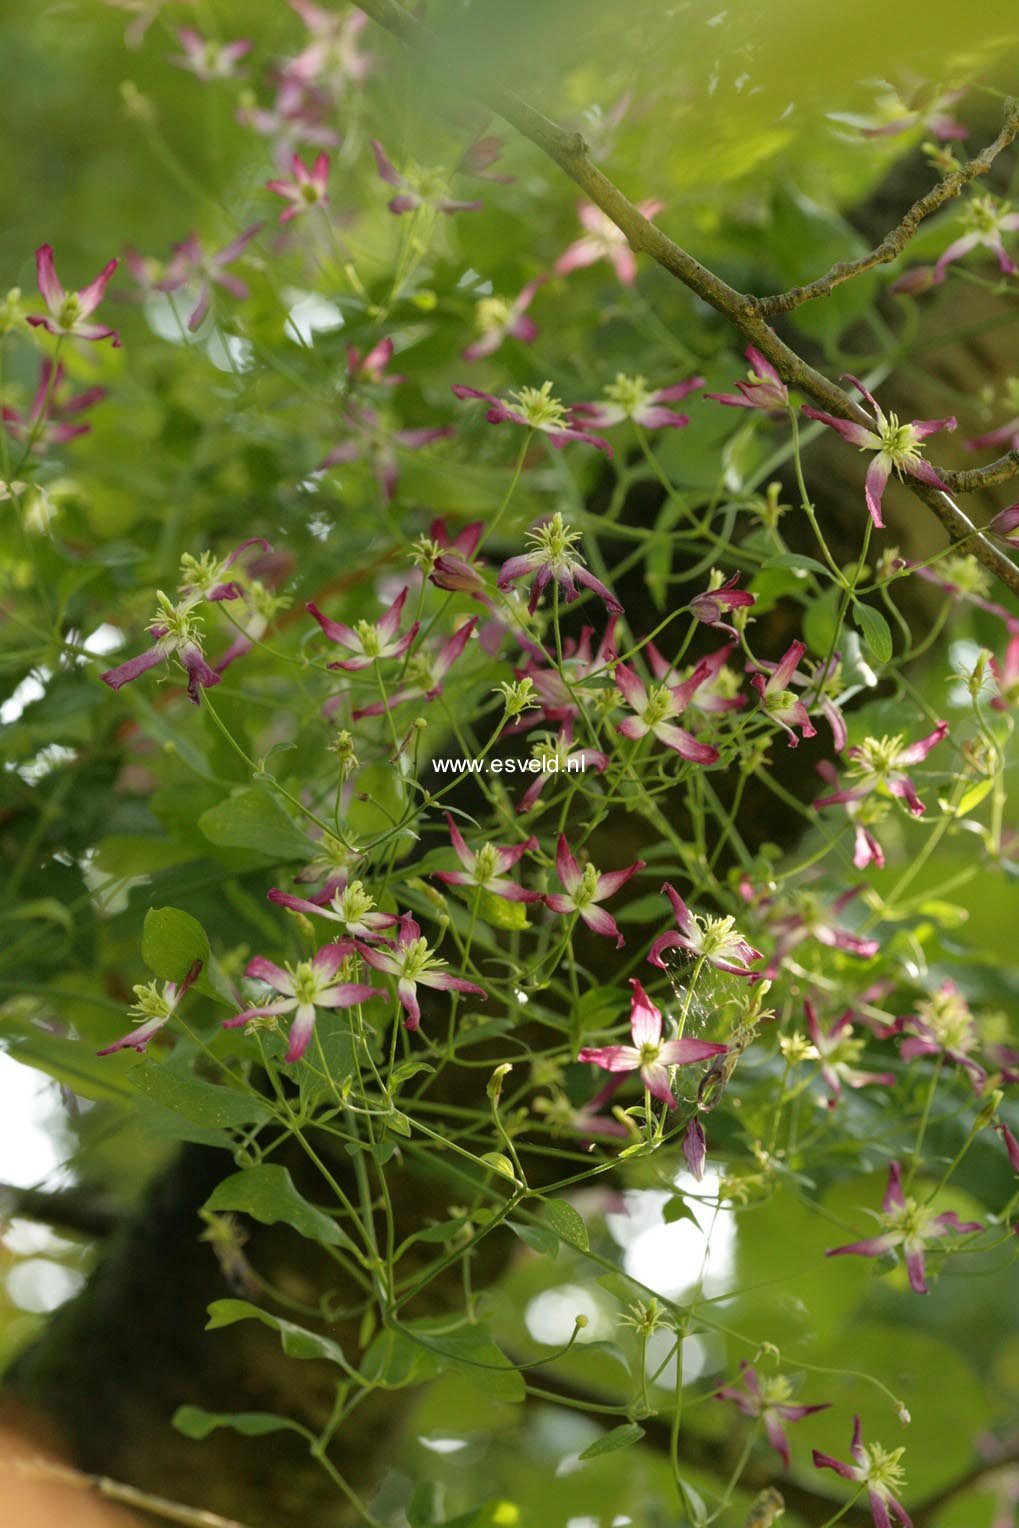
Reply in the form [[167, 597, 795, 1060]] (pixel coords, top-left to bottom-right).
[[754, 103, 1019, 316], [0, 1182, 119, 1240], [5, 1455, 259, 1528], [351, 0, 1019, 600]]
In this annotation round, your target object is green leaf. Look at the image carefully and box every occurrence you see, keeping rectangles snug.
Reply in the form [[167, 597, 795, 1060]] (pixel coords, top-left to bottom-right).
[[507, 1220, 560, 1258], [663, 1195, 698, 1225], [578, 1422, 646, 1460], [544, 1199, 589, 1252], [198, 786, 313, 861], [205, 1299, 347, 1366], [762, 551, 832, 579], [478, 890, 531, 930], [204, 1164, 354, 1249], [131, 1062, 271, 1128], [853, 601, 893, 665], [172, 1404, 306, 1441], [481, 1151, 518, 1182], [680, 1479, 708, 1526], [802, 584, 843, 655], [406, 1319, 526, 1403], [142, 905, 210, 983]]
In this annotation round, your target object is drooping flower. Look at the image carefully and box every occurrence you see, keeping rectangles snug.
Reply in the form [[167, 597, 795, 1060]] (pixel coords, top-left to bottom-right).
[[805, 999, 895, 1107], [100, 592, 221, 705], [935, 195, 1019, 280], [1, 360, 106, 453], [987, 504, 1019, 549], [463, 277, 546, 361], [354, 916, 487, 1030], [765, 886, 880, 970], [457, 135, 514, 184], [614, 659, 720, 763], [27, 245, 121, 347], [715, 1363, 830, 1470], [813, 1416, 913, 1528], [827, 1161, 982, 1295], [222, 946, 385, 1063], [683, 1118, 707, 1181], [802, 378, 956, 530], [833, 78, 968, 141], [997, 1121, 1019, 1173], [156, 224, 263, 331], [705, 346, 790, 411], [813, 721, 949, 818], [646, 641, 745, 715], [350, 618, 478, 719], [177, 538, 272, 609], [432, 815, 541, 903], [649, 883, 762, 978], [266, 152, 331, 223], [571, 372, 704, 431], [544, 835, 644, 946], [815, 760, 887, 870], [578, 978, 727, 1107], [97, 959, 202, 1055], [555, 200, 664, 285], [498, 512, 621, 614], [267, 879, 399, 940], [751, 641, 818, 747], [172, 27, 252, 82], [370, 140, 483, 215], [453, 380, 612, 454], [293, 830, 363, 901], [897, 981, 987, 1092], [965, 419, 1019, 453], [517, 719, 610, 813], [308, 586, 419, 671], [689, 573, 756, 635]]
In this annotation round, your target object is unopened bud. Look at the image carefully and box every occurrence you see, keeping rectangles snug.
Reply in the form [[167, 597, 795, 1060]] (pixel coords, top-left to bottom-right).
[[487, 1062, 512, 1104]]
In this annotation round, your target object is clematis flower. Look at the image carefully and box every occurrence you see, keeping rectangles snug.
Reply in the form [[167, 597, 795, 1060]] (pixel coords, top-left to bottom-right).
[[286, 2, 376, 94], [215, 574, 290, 674], [222, 945, 385, 1063], [705, 346, 789, 411], [267, 879, 399, 940], [766, 886, 880, 970], [293, 830, 363, 901], [689, 573, 756, 635], [544, 835, 644, 946], [453, 380, 612, 454], [350, 618, 477, 719], [935, 195, 1019, 280], [897, 981, 987, 1092], [463, 277, 546, 361], [836, 78, 968, 141], [894, 553, 1019, 635], [683, 1118, 707, 1181], [816, 760, 886, 869], [172, 27, 252, 82], [320, 403, 454, 503], [2, 360, 106, 453], [521, 620, 619, 723], [266, 152, 330, 223], [101, 592, 221, 705], [458, 135, 514, 184], [432, 816, 541, 902], [813, 1416, 913, 1528], [647, 641, 745, 715], [177, 538, 272, 609], [498, 512, 621, 614], [156, 224, 263, 331], [555, 200, 664, 285], [751, 641, 818, 747], [715, 1363, 830, 1470], [97, 960, 202, 1056], [805, 999, 895, 1107], [578, 979, 727, 1107], [236, 76, 341, 168], [27, 245, 121, 347], [997, 1121, 1019, 1173], [990, 635, 1019, 710], [649, 883, 762, 978], [752, 646, 848, 750], [614, 659, 720, 763], [517, 720, 610, 813], [987, 504, 1019, 549], [827, 1161, 982, 1295], [965, 419, 1019, 453], [354, 916, 486, 1030], [370, 140, 483, 215], [308, 586, 419, 671], [102, 0, 192, 51], [572, 372, 704, 431], [802, 377, 955, 530], [813, 721, 949, 818]]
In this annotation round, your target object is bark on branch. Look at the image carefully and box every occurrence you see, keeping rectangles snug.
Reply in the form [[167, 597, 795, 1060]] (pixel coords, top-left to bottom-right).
[[351, 0, 1019, 600]]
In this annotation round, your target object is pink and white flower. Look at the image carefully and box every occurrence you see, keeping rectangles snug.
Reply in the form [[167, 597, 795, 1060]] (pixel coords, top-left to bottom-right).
[[544, 835, 644, 947], [308, 586, 419, 671], [814, 721, 949, 818], [320, 403, 454, 503], [97, 959, 202, 1056], [646, 641, 745, 715], [689, 573, 756, 635], [805, 999, 895, 1107], [935, 195, 1019, 280], [27, 245, 121, 347], [990, 635, 1019, 711], [172, 28, 252, 82], [101, 592, 221, 706], [2, 360, 106, 453], [705, 346, 789, 411], [463, 277, 546, 361], [266, 152, 330, 223], [897, 981, 987, 1092], [715, 1363, 830, 1470], [649, 883, 762, 978], [267, 879, 399, 941], [370, 140, 483, 216], [286, 2, 376, 94], [157, 224, 263, 331], [177, 538, 272, 609], [354, 916, 486, 1030], [222, 945, 385, 1063], [555, 200, 664, 285], [572, 372, 704, 431], [765, 886, 880, 969], [813, 1416, 914, 1528], [432, 815, 541, 903], [827, 1161, 982, 1295], [498, 512, 621, 614], [802, 377, 956, 530], [815, 759, 886, 869], [453, 380, 612, 455], [516, 720, 610, 814], [614, 659, 720, 763], [578, 978, 727, 1107], [751, 640, 818, 747], [350, 618, 478, 719]]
